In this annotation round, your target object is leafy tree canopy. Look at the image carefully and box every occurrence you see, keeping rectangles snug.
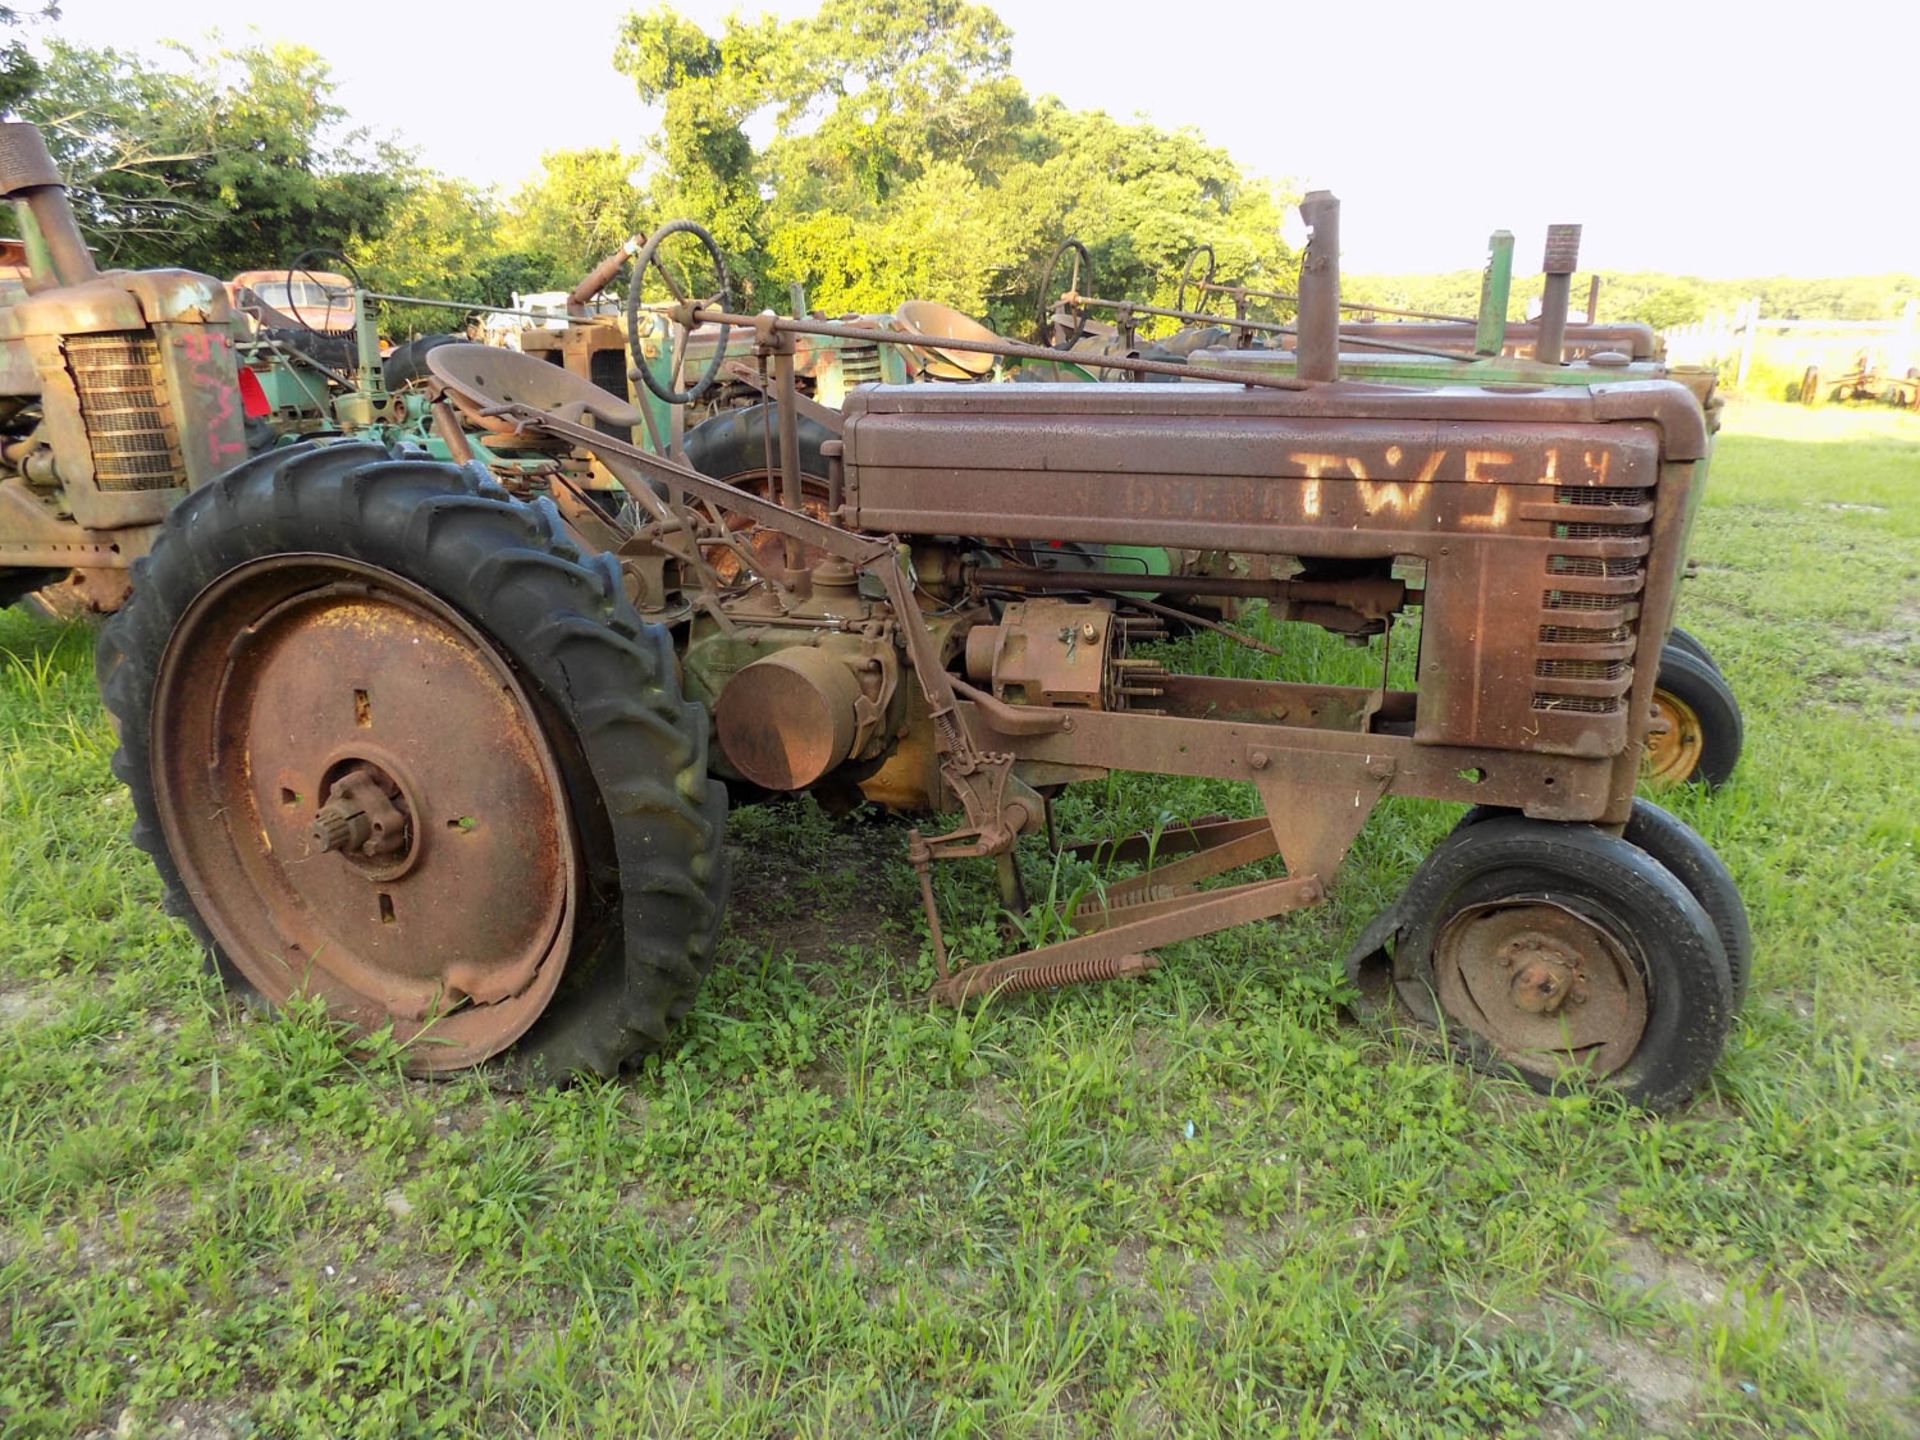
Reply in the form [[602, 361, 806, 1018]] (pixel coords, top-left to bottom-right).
[[20, 38, 409, 277], [604, 0, 1295, 329]]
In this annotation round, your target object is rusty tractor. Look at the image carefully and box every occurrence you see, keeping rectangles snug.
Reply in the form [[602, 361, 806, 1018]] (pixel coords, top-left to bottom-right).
[[1800, 354, 1920, 409], [97, 197, 1750, 1111], [1036, 223, 1743, 792], [0, 123, 247, 619]]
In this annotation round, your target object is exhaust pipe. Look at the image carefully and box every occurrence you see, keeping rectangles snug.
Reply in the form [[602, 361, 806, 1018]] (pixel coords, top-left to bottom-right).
[[1295, 191, 1340, 383], [1532, 224, 1580, 366], [0, 123, 98, 291], [568, 233, 643, 315]]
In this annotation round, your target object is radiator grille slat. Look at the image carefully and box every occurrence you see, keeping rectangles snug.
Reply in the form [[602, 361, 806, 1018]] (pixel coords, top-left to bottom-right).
[[1533, 485, 1653, 717], [66, 332, 184, 492]]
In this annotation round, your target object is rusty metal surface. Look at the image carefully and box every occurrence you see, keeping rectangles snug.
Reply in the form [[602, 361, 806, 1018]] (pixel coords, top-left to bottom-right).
[[964, 599, 1115, 709], [894, 300, 998, 380], [147, 556, 580, 1070], [0, 125, 246, 596], [480, 187, 1717, 1048], [1433, 899, 1648, 1078], [716, 646, 864, 789], [427, 342, 641, 432]]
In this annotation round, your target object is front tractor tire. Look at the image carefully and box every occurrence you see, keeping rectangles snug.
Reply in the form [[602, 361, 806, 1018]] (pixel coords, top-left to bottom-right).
[[1350, 817, 1734, 1111], [1644, 642, 1743, 790], [97, 441, 728, 1080]]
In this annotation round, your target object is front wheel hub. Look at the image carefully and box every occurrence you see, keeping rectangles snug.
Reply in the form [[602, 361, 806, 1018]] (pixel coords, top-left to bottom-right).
[[1434, 899, 1647, 1078]]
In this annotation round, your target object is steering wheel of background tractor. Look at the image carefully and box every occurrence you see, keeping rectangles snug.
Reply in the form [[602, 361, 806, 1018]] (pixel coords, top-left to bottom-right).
[[1036, 238, 1092, 350], [283, 248, 362, 337], [1176, 244, 1216, 318], [626, 219, 733, 408]]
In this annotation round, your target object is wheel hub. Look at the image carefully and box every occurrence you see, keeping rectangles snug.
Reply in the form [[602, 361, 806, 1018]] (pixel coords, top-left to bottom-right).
[[1643, 688, 1703, 785], [150, 557, 581, 1070], [309, 763, 412, 861], [1434, 899, 1647, 1078]]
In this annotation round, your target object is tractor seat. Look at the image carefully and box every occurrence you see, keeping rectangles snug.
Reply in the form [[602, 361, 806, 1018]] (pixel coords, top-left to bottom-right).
[[426, 343, 643, 430]]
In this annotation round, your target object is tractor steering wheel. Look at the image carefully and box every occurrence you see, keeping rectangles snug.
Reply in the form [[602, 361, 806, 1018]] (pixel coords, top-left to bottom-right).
[[1175, 244, 1216, 319], [283, 248, 362, 338], [1036, 238, 1092, 350], [626, 219, 733, 408]]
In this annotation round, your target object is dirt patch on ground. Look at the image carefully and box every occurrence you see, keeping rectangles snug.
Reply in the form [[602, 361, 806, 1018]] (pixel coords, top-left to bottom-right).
[[723, 811, 908, 969], [1607, 1234, 1918, 1432], [0, 983, 49, 1026], [1584, 1328, 1703, 1429]]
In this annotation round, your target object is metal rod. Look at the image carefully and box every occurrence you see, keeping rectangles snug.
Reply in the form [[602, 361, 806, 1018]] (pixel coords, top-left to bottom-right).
[[773, 342, 805, 577], [1189, 277, 1476, 326], [1068, 294, 1295, 337], [1061, 293, 1475, 362], [1534, 225, 1581, 366], [431, 401, 474, 464], [364, 291, 571, 319], [678, 308, 1317, 390], [975, 565, 1404, 613], [568, 235, 643, 313]]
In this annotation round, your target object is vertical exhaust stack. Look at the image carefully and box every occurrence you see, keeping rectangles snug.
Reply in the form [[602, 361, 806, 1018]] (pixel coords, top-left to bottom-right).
[[0, 122, 98, 290], [1533, 224, 1581, 366], [1296, 191, 1340, 383]]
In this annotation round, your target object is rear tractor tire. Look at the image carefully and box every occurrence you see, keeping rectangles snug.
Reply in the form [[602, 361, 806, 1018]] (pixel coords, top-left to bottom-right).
[[97, 440, 729, 1080], [1348, 816, 1734, 1112]]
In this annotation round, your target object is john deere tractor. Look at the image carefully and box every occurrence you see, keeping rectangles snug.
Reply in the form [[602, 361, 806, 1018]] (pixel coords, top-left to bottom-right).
[[0, 123, 246, 618]]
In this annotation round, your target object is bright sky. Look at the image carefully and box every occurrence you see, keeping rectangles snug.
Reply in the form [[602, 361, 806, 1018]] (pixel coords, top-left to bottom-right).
[[42, 0, 1920, 276]]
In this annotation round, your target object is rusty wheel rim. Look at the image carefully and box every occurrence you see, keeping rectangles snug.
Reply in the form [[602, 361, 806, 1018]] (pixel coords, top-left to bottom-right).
[[1642, 687, 1703, 786], [1433, 898, 1648, 1079], [151, 556, 579, 1070]]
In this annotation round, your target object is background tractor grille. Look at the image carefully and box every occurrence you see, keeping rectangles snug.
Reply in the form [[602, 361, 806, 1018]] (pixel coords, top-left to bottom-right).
[[66, 332, 184, 492], [839, 343, 884, 386]]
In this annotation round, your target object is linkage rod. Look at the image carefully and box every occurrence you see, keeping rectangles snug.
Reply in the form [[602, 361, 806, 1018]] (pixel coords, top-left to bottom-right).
[[1065, 294, 1477, 363], [672, 307, 1316, 390], [1188, 277, 1478, 326]]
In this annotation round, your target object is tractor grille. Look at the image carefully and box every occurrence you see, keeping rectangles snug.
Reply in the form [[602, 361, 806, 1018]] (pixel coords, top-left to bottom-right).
[[66, 332, 185, 492], [1531, 483, 1652, 720], [1536, 657, 1629, 681], [840, 343, 884, 386], [1554, 484, 1651, 507], [1546, 554, 1640, 578]]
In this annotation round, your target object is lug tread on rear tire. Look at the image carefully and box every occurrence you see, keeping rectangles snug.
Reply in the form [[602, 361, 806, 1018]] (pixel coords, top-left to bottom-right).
[[97, 440, 729, 1080]]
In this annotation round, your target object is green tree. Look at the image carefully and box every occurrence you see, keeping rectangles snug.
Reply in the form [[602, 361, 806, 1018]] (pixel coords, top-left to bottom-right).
[[0, 5, 55, 116], [499, 145, 651, 288], [600, 2, 1294, 331], [21, 38, 407, 277]]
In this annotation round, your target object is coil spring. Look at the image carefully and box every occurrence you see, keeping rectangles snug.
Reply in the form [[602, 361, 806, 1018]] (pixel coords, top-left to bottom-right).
[[989, 951, 1154, 996]]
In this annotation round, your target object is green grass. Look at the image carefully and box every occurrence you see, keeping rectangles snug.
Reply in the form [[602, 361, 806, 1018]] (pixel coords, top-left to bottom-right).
[[2, 400, 1916, 1438]]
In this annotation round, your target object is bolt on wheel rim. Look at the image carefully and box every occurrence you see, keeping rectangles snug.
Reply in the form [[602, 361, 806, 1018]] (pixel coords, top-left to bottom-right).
[[150, 557, 580, 1070], [1642, 688, 1703, 785], [1433, 898, 1648, 1079]]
